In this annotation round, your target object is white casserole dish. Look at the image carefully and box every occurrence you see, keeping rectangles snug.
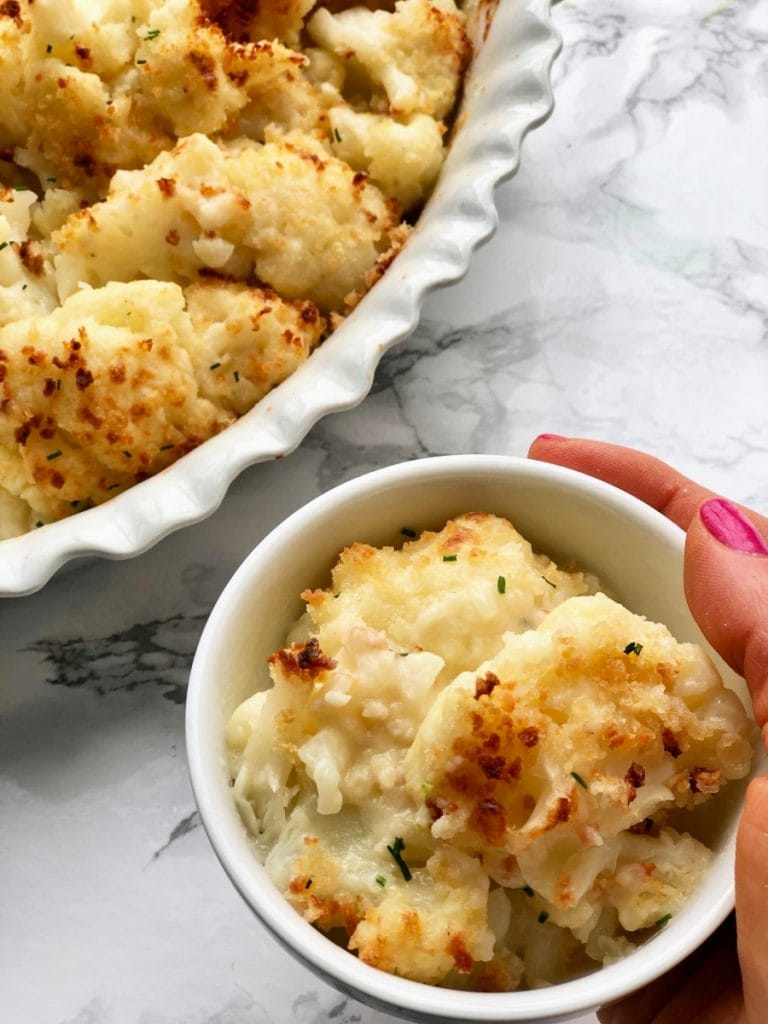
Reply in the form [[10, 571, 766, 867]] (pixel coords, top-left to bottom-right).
[[0, 0, 561, 596]]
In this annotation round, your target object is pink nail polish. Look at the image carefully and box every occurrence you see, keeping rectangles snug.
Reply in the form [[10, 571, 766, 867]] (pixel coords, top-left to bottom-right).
[[536, 433, 567, 442], [699, 498, 768, 555]]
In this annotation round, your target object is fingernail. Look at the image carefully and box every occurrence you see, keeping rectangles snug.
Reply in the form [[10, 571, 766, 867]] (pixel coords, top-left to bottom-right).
[[536, 433, 567, 442], [700, 498, 768, 555]]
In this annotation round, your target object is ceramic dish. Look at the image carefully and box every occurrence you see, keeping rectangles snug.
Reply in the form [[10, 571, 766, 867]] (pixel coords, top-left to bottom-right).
[[186, 454, 764, 1024], [0, 0, 560, 597]]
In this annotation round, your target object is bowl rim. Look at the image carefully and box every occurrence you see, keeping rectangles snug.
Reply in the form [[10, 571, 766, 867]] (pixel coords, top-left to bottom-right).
[[187, 454, 746, 1022]]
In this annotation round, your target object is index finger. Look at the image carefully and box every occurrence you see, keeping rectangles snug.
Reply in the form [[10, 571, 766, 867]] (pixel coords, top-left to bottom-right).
[[527, 436, 718, 531]]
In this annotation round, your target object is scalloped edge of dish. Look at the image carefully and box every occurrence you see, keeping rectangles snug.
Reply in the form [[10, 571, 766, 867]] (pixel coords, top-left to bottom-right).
[[0, 0, 561, 597]]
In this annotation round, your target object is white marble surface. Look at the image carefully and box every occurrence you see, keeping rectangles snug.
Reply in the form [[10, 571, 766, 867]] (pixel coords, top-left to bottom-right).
[[3, 1, 768, 1022]]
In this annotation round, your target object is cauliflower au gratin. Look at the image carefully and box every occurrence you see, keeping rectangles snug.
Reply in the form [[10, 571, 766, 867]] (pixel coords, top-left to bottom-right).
[[227, 513, 754, 990], [0, 0, 474, 537]]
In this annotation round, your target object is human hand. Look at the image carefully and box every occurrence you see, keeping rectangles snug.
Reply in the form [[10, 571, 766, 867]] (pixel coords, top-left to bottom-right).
[[527, 435, 768, 1024]]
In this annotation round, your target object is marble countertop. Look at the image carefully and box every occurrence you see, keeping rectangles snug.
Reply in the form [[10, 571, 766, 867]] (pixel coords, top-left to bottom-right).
[[3, 1, 767, 1022]]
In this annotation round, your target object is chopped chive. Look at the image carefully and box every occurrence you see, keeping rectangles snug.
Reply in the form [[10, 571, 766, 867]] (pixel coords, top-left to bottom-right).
[[541, 575, 556, 588], [46, 450, 63, 461], [571, 772, 588, 790], [22, 283, 27, 290], [13, 185, 32, 192], [108, 483, 120, 490], [0, 242, 7, 252], [386, 836, 412, 882], [304, 878, 312, 889], [145, 28, 161, 40], [497, 575, 506, 594], [122, 450, 132, 458], [334, 128, 342, 142], [70, 500, 80, 507], [623, 641, 643, 656], [400, 527, 416, 538], [538, 911, 549, 924], [442, 554, 457, 562], [655, 913, 672, 927], [136, 59, 147, 64], [399, 651, 409, 657], [233, 369, 240, 382], [46, 44, 53, 53], [421, 781, 433, 794], [209, 361, 221, 370], [56, 379, 61, 390], [375, 875, 386, 887], [521, 885, 535, 898], [35, 521, 43, 528], [160, 443, 174, 451]]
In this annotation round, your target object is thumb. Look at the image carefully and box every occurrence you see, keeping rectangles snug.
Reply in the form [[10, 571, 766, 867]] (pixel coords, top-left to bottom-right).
[[684, 498, 768, 732], [736, 776, 768, 1023]]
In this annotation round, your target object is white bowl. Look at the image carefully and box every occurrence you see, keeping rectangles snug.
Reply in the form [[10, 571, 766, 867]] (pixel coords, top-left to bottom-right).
[[187, 454, 763, 1024], [0, 0, 561, 597]]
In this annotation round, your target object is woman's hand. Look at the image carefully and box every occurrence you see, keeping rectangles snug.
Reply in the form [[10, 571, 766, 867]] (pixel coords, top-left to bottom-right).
[[527, 435, 768, 1024]]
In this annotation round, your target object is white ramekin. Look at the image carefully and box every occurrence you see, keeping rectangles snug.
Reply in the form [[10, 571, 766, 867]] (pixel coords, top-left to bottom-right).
[[187, 454, 763, 1023]]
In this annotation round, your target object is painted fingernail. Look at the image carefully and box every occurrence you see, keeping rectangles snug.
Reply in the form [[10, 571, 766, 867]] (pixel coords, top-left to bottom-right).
[[699, 498, 768, 555], [536, 433, 567, 442]]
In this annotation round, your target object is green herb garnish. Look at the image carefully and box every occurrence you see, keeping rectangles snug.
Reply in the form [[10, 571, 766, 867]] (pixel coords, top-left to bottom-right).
[[623, 641, 643, 655], [46, 44, 53, 54], [334, 128, 342, 142], [108, 483, 120, 490], [122, 450, 132, 458], [46, 450, 62, 461], [538, 911, 549, 924], [400, 527, 416, 538], [375, 875, 386, 887], [497, 575, 506, 594], [233, 370, 240, 382], [160, 443, 174, 451], [209, 362, 221, 370], [442, 554, 457, 562], [521, 885, 534, 898], [136, 59, 147, 64], [0, 242, 7, 252], [571, 771, 588, 790], [541, 575, 556, 588], [655, 914, 672, 927], [304, 878, 312, 889], [386, 836, 412, 881], [145, 29, 161, 40]]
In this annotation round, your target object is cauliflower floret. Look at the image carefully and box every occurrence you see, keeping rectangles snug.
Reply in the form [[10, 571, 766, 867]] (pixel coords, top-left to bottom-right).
[[198, 0, 316, 49], [605, 828, 713, 932], [349, 848, 495, 984], [54, 131, 401, 312], [0, 186, 59, 326], [184, 281, 326, 416], [299, 512, 594, 684], [403, 593, 752, 943], [0, 280, 230, 526], [308, 0, 470, 119], [329, 107, 445, 210], [0, 7, 26, 149]]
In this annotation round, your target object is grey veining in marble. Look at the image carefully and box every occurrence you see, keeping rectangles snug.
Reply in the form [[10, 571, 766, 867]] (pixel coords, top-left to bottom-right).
[[3, 1, 768, 1022]]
